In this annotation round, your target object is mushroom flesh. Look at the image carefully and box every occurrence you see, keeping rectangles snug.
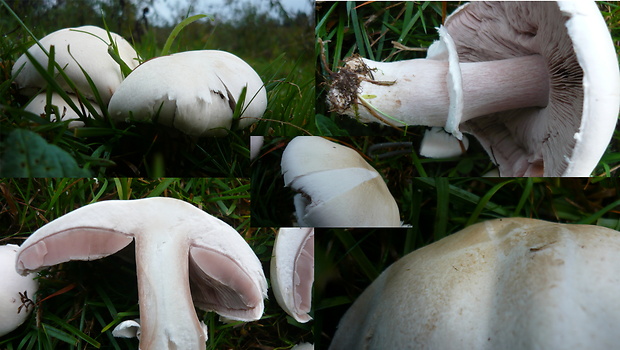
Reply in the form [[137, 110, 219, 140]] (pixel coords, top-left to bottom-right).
[[15, 197, 267, 349]]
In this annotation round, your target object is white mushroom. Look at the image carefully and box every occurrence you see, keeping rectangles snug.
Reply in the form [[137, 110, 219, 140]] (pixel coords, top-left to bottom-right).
[[328, 2, 619, 176], [291, 343, 314, 350], [12, 25, 140, 104], [0, 244, 38, 337], [281, 136, 401, 227], [112, 319, 142, 339], [270, 228, 314, 323], [24, 92, 102, 128], [329, 218, 620, 349], [15, 197, 267, 350], [107, 50, 267, 137], [419, 127, 469, 159], [250, 136, 265, 161]]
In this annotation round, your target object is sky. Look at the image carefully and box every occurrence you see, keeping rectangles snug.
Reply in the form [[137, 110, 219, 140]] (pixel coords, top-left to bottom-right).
[[149, 0, 314, 25]]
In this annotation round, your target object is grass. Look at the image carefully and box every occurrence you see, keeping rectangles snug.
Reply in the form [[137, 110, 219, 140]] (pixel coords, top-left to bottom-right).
[[0, 0, 314, 177], [314, 176, 620, 349], [0, 178, 312, 349], [315, 1, 620, 176]]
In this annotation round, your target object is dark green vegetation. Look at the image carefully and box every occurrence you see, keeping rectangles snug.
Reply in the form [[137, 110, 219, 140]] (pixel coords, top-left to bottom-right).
[[314, 177, 620, 349], [316, 1, 620, 176], [0, 178, 311, 349], [0, 0, 314, 177]]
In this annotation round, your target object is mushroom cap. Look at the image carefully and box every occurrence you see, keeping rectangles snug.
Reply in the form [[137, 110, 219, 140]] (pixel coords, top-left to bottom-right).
[[24, 92, 102, 128], [446, 1, 619, 176], [291, 343, 314, 350], [11, 25, 140, 104], [270, 228, 314, 323], [107, 50, 267, 137], [329, 218, 620, 349], [0, 244, 38, 337], [281, 136, 401, 227], [15, 197, 267, 323]]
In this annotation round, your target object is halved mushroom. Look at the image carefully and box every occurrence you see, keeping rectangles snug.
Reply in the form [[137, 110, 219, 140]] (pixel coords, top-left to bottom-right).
[[108, 50, 267, 137], [270, 228, 314, 323], [328, 2, 619, 176], [329, 218, 620, 349], [15, 197, 267, 350], [281, 136, 401, 227]]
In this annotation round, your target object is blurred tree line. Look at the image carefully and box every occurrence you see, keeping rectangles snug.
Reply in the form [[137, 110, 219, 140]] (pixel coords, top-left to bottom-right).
[[1, 0, 313, 62]]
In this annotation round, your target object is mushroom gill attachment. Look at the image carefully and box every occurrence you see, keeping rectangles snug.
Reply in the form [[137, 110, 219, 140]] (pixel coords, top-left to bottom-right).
[[329, 218, 620, 349], [15, 197, 267, 350]]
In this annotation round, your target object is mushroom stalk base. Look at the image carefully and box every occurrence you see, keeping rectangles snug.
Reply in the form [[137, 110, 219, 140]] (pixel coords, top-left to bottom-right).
[[135, 233, 206, 349], [328, 55, 549, 129]]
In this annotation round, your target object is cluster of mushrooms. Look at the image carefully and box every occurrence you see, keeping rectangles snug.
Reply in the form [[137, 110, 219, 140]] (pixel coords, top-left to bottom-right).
[[1, 198, 314, 349], [12, 25, 267, 136], [4, 0, 620, 349]]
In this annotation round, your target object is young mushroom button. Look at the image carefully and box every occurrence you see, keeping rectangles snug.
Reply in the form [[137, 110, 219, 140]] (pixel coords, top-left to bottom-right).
[[329, 218, 620, 349], [281, 136, 401, 227], [15, 197, 267, 350], [108, 50, 268, 137], [328, 1, 619, 176]]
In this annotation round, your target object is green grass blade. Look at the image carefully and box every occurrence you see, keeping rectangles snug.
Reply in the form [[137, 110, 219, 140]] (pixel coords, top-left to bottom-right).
[[161, 14, 209, 56], [466, 180, 515, 226]]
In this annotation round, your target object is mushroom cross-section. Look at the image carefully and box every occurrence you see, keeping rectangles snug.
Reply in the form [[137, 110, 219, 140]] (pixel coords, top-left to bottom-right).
[[15, 197, 267, 350], [281, 136, 401, 227], [327, 1, 619, 176], [270, 227, 314, 323], [107, 50, 268, 137], [329, 218, 620, 349]]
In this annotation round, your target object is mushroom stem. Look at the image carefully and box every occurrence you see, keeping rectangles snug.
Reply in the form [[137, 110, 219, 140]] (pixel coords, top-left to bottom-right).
[[328, 54, 549, 130], [134, 230, 204, 348]]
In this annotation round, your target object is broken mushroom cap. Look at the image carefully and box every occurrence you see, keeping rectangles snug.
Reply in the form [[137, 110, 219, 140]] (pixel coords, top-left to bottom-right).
[[328, 2, 619, 176], [329, 218, 620, 349], [270, 228, 314, 323], [107, 50, 267, 137], [15, 197, 267, 350], [24, 92, 102, 128], [0, 244, 38, 337], [12, 25, 140, 104], [281, 136, 401, 227]]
